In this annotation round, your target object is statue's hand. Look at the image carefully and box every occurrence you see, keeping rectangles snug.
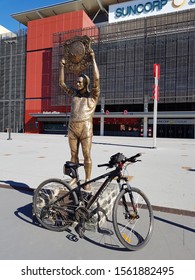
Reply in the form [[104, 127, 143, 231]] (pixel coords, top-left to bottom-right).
[[89, 49, 95, 60], [60, 58, 66, 66]]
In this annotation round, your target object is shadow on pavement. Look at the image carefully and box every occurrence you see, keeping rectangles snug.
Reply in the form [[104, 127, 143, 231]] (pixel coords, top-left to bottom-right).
[[154, 216, 195, 233], [14, 202, 38, 226], [0, 180, 40, 228], [0, 180, 34, 196], [92, 141, 152, 149]]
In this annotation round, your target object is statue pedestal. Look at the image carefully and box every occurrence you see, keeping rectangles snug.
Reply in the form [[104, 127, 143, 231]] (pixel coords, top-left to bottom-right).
[[85, 181, 119, 231]]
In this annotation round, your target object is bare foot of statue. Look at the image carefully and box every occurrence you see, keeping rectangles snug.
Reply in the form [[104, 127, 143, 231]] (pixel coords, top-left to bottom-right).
[[84, 181, 91, 191], [69, 178, 77, 187]]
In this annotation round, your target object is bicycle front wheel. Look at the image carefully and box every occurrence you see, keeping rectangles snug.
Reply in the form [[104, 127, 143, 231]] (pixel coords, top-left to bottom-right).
[[33, 178, 77, 232], [113, 187, 154, 251]]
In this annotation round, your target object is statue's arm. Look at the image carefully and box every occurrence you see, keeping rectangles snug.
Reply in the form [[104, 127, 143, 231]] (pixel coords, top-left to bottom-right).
[[90, 50, 100, 99], [59, 58, 73, 95]]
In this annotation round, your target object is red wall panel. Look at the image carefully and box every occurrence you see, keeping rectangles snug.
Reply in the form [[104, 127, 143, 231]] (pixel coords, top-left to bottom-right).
[[26, 50, 52, 99], [27, 10, 95, 51], [25, 10, 97, 133]]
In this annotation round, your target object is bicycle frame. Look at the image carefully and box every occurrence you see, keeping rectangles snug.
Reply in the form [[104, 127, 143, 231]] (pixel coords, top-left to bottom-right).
[[77, 167, 122, 209], [52, 166, 124, 213]]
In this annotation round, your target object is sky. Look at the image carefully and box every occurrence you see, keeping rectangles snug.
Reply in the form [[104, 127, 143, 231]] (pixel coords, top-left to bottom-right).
[[0, 0, 70, 32]]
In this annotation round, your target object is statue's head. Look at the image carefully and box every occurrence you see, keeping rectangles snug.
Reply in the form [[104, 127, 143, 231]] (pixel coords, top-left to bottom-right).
[[77, 74, 90, 93]]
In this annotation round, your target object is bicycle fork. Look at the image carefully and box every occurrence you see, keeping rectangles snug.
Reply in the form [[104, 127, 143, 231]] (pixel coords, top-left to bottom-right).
[[119, 181, 139, 219]]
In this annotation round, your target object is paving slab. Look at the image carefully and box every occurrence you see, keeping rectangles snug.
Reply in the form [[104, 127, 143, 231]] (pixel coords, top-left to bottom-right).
[[0, 132, 194, 261]]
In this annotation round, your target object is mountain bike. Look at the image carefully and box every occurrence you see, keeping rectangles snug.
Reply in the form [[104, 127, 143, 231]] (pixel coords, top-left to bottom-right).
[[33, 152, 154, 251]]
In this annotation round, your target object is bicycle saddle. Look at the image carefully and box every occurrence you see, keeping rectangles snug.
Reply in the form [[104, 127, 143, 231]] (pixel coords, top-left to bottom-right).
[[65, 161, 80, 169]]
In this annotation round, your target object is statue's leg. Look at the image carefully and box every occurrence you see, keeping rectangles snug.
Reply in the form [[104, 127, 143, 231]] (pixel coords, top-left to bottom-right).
[[68, 132, 79, 163]]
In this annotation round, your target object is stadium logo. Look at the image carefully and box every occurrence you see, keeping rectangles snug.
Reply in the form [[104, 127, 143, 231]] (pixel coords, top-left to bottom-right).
[[172, 0, 186, 7], [115, 0, 168, 18]]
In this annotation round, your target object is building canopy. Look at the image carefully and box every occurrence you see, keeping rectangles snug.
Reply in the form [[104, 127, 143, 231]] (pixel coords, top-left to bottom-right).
[[11, 0, 118, 26]]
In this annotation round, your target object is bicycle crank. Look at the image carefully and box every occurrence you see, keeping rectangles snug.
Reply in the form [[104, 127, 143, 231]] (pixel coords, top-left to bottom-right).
[[75, 206, 90, 221]]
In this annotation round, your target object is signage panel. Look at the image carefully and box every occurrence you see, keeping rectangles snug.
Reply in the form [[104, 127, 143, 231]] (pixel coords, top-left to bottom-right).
[[109, 0, 195, 23], [148, 119, 195, 124]]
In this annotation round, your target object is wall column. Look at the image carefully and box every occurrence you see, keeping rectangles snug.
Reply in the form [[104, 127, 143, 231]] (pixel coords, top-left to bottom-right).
[[100, 116, 104, 136], [144, 116, 148, 137]]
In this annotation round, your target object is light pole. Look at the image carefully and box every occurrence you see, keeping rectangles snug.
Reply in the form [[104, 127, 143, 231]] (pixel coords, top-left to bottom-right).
[[100, 95, 105, 136], [6, 39, 16, 140], [152, 64, 160, 148]]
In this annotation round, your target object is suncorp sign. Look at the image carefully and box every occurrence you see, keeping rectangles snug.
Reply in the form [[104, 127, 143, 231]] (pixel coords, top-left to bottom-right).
[[109, 0, 195, 23]]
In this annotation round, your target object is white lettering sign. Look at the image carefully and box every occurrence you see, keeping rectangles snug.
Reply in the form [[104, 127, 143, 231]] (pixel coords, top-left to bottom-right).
[[109, 0, 195, 23]]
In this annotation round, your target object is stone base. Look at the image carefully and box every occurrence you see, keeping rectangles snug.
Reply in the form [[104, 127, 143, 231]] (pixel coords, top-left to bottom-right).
[[85, 181, 119, 231]]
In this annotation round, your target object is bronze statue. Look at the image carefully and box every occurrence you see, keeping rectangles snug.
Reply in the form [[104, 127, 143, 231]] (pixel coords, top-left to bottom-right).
[[59, 36, 100, 191]]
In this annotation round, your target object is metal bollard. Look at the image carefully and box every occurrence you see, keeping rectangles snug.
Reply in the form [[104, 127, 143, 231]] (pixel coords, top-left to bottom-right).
[[7, 128, 12, 140]]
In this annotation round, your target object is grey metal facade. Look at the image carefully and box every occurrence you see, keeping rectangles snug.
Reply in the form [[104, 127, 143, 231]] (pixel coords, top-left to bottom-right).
[[0, 30, 26, 133], [52, 9, 195, 110]]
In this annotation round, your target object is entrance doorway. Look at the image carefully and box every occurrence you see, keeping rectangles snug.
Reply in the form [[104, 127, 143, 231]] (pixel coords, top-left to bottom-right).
[[157, 124, 194, 138]]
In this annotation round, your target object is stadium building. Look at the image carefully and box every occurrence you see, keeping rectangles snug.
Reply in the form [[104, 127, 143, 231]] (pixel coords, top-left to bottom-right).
[[0, 0, 195, 138]]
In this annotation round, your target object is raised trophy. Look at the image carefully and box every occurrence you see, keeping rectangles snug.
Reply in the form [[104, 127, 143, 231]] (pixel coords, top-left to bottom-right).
[[63, 35, 92, 73]]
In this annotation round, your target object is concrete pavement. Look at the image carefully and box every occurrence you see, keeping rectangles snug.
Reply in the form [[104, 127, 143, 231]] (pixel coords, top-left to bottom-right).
[[1, 132, 194, 213], [0, 132, 195, 260]]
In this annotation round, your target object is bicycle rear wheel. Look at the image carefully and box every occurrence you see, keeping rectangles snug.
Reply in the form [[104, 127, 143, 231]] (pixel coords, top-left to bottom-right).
[[113, 187, 154, 251], [33, 178, 77, 232]]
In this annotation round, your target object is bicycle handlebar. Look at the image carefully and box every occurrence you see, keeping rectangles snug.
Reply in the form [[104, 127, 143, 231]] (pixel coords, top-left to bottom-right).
[[97, 153, 142, 168], [126, 153, 142, 163], [97, 163, 110, 168]]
